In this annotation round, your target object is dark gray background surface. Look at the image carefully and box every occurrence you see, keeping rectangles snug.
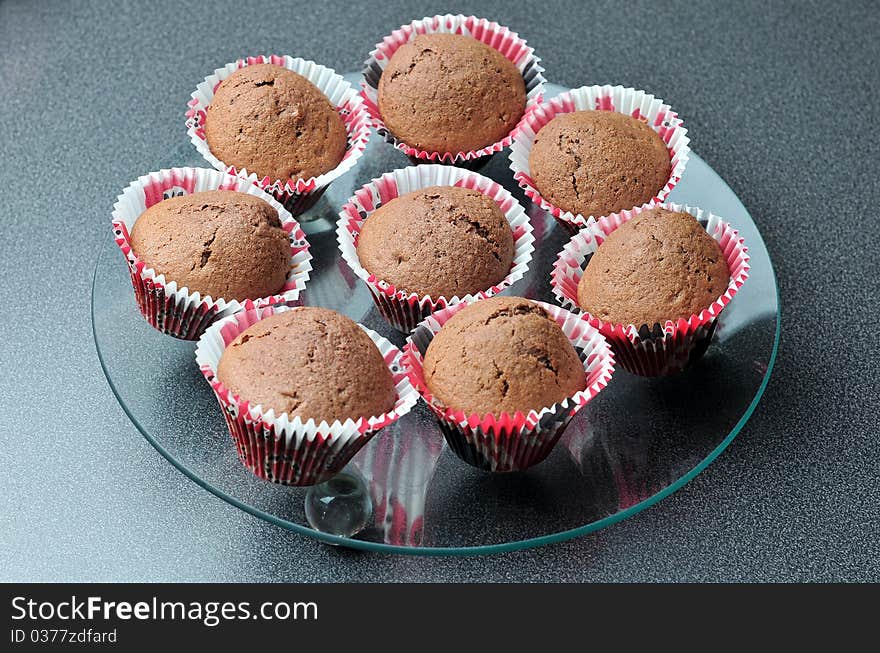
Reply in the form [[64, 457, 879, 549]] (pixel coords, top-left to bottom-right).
[[1, 0, 877, 582]]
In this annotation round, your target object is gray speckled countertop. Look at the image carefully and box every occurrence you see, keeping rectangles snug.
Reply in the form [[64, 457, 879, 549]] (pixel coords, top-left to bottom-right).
[[1, 0, 877, 582]]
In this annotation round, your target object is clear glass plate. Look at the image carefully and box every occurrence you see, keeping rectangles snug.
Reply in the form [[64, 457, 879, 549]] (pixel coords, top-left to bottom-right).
[[92, 79, 779, 555]]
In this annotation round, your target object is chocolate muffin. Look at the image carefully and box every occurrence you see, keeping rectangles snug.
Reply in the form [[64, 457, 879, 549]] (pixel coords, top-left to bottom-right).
[[577, 207, 730, 326], [378, 34, 526, 154], [205, 63, 347, 183], [356, 186, 515, 298], [529, 110, 671, 218], [217, 307, 397, 422], [129, 190, 290, 301], [422, 297, 586, 416]]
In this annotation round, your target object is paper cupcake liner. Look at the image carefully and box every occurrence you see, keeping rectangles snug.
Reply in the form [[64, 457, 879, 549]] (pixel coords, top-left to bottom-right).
[[550, 202, 750, 376], [361, 14, 546, 165], [195, 305, 419, 486], [185, 55, 372, 215], [337, 164, 536, 332], [404, 300, 615, 472], [112, 167, 313, 340], [509, 85, 690, 233]]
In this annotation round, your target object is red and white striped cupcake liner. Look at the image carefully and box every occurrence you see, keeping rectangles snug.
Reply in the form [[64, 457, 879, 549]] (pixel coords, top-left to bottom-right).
[[551, 202, 750, 376], [112, 167, 313, 340], [185, 55, 372, 216], [361, 14, 546, 167], [509, 85, 690, 234], [337, 164, 535, 332], [195, 305, 419, 487], [404, 300, 615, 472]]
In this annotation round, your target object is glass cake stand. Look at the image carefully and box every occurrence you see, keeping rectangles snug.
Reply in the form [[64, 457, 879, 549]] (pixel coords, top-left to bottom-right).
[[92, 79, 779, 555]]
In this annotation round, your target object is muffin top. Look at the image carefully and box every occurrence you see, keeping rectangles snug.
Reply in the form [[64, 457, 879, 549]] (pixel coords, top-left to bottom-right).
[[356, 185, 515, 298], [378, 34, 526, 154], [422, 297, 586, 416], [205, 64, 347, 183], [528, 110, 671, 218], [217, 307, 397, 423], [577, 208, 730, 326], [129, 190, 290, 301]]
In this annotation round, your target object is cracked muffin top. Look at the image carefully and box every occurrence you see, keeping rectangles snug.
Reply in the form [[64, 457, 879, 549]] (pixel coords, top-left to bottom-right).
[[377, 34, 526, 154], [205, 63, 347, 183], [421, 297, 586, 416], [577, 207, 730, 326], [355, 185, 515, 299], [216, 307, 397, 423], [129, 190, 290, 301], [528, 110, 671, 219]]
